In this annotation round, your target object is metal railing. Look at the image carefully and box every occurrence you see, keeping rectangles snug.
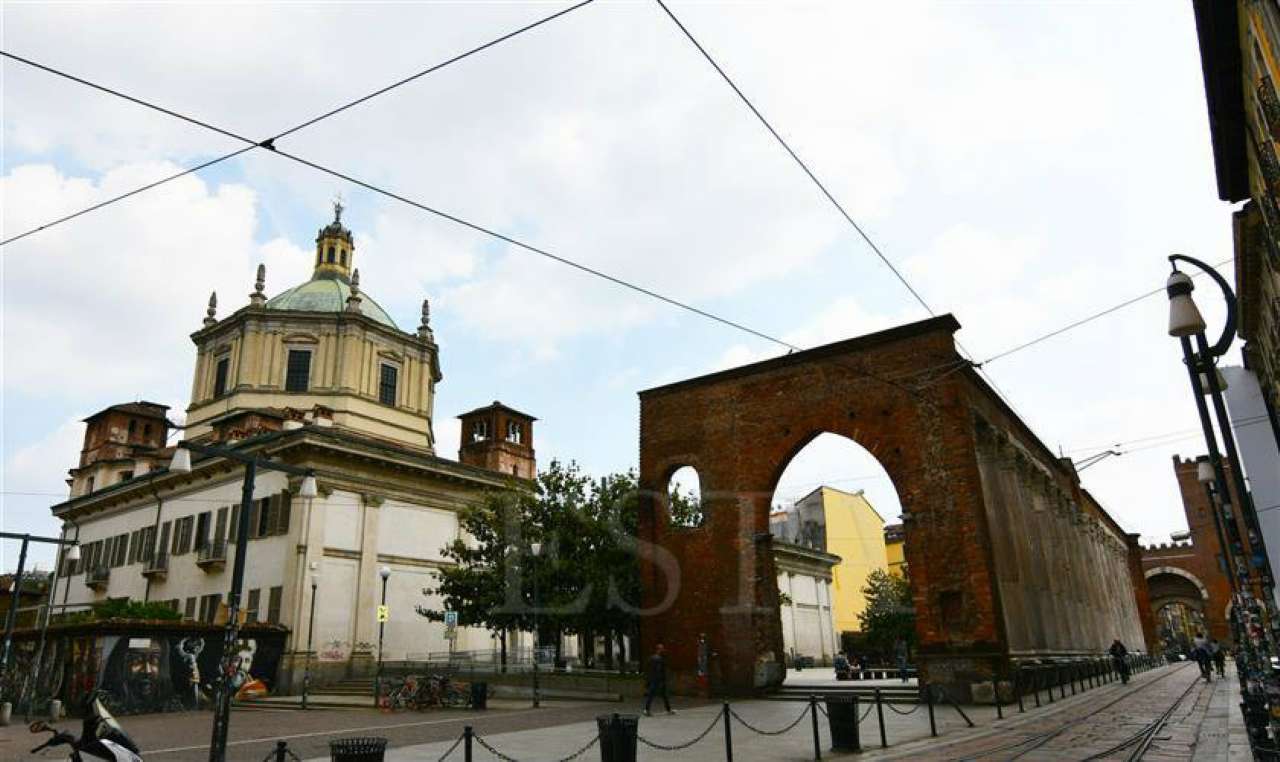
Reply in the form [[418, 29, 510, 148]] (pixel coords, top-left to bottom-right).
[[84, 565, 109, 588], [196, 540, 228, 567], [141, 552, 169, 576]]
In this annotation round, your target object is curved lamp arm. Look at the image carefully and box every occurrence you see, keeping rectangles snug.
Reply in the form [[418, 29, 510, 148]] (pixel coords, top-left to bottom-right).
[[1169, 253, 1237, 358]]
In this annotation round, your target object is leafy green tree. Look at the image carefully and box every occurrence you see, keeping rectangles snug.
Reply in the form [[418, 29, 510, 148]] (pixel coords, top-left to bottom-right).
[[857, 569, 915, 657]]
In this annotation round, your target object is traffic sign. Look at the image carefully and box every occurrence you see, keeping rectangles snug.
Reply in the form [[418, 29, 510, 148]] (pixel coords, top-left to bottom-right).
[[444, 611, 458, 627], [376, 604, 389, 623]]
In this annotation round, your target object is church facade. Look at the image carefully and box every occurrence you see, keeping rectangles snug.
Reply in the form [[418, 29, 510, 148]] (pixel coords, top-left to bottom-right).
[[48, 208, 537, 693]]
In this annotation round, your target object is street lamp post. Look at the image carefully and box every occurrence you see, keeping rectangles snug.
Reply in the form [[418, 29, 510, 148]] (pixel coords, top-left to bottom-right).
[[0, 533, 78, 678], [1167, 254, 1278, 751], [530, 541, 542, 709], [168, 441, 317, 762], [376, 565, 390, 709], [303, 563, 319, 711]]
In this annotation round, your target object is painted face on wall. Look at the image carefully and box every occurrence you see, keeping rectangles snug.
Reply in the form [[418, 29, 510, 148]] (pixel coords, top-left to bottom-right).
[[123, 641, 162, 701]]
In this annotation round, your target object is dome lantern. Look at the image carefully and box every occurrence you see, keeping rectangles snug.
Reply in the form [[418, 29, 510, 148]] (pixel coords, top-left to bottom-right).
[[314, 200, 355, 282]]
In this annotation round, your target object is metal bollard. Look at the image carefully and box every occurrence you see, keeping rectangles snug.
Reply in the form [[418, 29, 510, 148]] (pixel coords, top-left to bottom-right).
[[464, 725, 473, 762], [1033, 668, 1041, 708], [273, 741, 288, 762], [926, 684, 937, 737], [810, 695, 821, 761], [994, 677, 1002, 719], [1046, 668, 1055, 703], [1016, 669, 1025, 713], [723, 702, 733, 762], [875, 688, 887, 748], [1070, 664, 1077, 696], [1058, 667, 1066, 700]]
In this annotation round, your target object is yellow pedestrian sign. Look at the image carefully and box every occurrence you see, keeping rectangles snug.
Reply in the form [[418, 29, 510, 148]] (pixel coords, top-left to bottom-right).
[[376, 604, 389, 623]]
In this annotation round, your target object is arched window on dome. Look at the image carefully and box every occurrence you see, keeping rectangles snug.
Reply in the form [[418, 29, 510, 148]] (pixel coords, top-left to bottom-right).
[[340, 249, 348, 268], [326, 246, 336, 264]]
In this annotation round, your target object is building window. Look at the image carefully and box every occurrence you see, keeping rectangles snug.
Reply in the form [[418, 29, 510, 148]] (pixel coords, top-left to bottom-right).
[[110, 534, 129, 567], [246, 589, 261, 623], [199, 593, 222, 623], [119, 470, 133, 483], [267, 586, 283, 624], [143, 423, 152, 438], [128, 420, 137, 438], [86, 476, 95, 493], [250, 492, 292, 539], [379, 364, 398, 406], [195, 512, 211, 552], [471, 420, 489, 442], [326, 246, 335, 264], [213, 356, 230, 397], [285, 350, 312, 392], [506, 421, 522, 444], [340, 249, 348, 267], [173, 516, 194, 556], [184, 597, 197, 621]]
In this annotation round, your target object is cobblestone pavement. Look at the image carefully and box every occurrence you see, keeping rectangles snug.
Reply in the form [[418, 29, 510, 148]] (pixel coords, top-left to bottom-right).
[[869, 661, 1230, 761], [0, 662, 1247, 761]]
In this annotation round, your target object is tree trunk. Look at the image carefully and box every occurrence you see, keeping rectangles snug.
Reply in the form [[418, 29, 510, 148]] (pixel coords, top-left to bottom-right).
[[500, 629, 508, 674], [554, 627, 563, 669], [604, 630, 615, 670]]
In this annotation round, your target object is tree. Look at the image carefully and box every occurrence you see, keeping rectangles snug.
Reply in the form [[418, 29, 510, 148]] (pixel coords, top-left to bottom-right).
[[419, 460, 645, 671], [857, 570, 915, 658]]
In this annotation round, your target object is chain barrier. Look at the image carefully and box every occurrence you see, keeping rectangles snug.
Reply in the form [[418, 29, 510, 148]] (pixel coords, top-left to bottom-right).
[[473, 732, 521, 762], [729, 705, 810, 736], [860, 702, 876, 723], [555, 734, 600, 762], [817, 702, 829, 717], [435, 733, 464, 762], [637, 711, 722, 751], [259, 744, 302, 762], [884, 700, 921, 716]]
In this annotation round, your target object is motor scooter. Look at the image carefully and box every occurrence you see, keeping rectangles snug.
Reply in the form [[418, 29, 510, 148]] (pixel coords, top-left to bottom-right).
[[28, 692, 143, 761]]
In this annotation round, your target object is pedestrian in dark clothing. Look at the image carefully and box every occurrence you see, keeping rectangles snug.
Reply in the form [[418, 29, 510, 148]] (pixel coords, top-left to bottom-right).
[[643, 643, 674, 716], [1109, 639, 1130, 683], [1192, 633, 1212, 681], [894, 638, 909, 682], [1211, 640, 1227, 678]]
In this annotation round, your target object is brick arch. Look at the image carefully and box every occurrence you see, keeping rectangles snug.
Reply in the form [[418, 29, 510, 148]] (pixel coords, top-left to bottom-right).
[[638, 316, 1154, 696], [1145, 566, 1209, 600]]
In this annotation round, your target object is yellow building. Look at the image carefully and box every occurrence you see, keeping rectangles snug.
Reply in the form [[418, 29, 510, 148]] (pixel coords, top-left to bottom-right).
[[777, 486, 890, 637], [884, 523, 907, 578]]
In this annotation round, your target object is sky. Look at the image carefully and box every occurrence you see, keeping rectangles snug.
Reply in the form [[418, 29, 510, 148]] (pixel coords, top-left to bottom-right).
[[0, 1, 1251, 571]]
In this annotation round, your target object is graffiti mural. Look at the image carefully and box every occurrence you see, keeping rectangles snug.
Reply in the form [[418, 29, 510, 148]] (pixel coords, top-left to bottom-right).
[[9, 624, 287, 716]]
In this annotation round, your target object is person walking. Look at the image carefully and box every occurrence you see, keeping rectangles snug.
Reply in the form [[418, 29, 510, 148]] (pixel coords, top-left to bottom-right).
[[894, 638, 909, 682], [1109, 639, 1130, 684], [696, 633, 714, 697], [1191, 632, 1212, 681], [643, 643, 674, 716], [1211, 639, 1227, 678]]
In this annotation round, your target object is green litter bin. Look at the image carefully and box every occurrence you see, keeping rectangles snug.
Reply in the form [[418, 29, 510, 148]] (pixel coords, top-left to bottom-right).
[[825, 695, 861, 752], [329, 736, 387, 762]]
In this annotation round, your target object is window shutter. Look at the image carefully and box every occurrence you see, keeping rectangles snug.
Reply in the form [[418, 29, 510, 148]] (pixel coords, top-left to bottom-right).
[[277, 492, 292, 536], [267, 586, 283, 624], [214, 507, 227, 545], [248, 499, 262, 540], [229, 505, 240, 543]]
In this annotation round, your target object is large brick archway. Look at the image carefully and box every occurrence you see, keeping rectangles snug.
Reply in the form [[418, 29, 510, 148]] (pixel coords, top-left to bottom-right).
[[637, 316, 1155, 696]]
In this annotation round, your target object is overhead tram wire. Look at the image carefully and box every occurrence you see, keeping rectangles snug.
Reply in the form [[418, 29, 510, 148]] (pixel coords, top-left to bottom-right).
[[652, 0, 1039, 425], [0, 0, 598, 247]]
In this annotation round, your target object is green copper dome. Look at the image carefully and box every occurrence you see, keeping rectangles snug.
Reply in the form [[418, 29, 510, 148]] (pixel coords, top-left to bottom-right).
[[264, 273, 400, 330]]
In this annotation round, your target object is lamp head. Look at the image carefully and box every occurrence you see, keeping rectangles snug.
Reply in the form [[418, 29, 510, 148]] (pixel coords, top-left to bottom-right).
[[1167, 271, 1206, 337], [1197, 459, 1216, 484], [530, 541, 542, 557], [298, 473, 318, 499], [379, 565, 391, 580], [168, 446, 193, 474], [64, 543, 80, 562]]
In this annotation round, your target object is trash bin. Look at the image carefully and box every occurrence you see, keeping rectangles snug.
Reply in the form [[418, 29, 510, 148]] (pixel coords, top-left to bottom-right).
[[825, 695, 861, 752], [329, 736, 388, 762], [596, 713, 639, 762], [471, 681, 488, 710]]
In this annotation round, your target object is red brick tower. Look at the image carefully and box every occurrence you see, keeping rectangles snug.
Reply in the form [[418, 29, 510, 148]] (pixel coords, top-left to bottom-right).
[[457, 401, 536, 479]]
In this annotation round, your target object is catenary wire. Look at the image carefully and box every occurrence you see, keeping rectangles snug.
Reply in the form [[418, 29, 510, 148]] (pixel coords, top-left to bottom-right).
[[1, 49, 802, 351], [0, 0, 596, 247], [652, 0, 1039, 425]]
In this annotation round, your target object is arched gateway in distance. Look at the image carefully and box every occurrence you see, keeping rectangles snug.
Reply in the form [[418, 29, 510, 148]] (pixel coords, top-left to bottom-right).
[[637, 315, 1156, 698]]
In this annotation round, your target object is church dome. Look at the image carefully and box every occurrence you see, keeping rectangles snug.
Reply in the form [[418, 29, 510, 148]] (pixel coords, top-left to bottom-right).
[[264, 273, 400, 329]]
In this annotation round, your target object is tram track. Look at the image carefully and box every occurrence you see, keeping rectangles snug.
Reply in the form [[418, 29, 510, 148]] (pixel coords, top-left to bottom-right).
[[943, 662, 1196, 762]]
